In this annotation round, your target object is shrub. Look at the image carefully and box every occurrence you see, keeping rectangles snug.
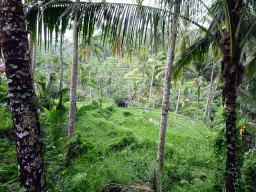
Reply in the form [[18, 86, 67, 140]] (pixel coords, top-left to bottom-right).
[[0, 104, 13, 139], [65, 132, 98, 162], [241, 149, 256, 191], [76, 105, 95, 117], [123, 111, 133, 117], [108, 133, 137, 151], [106, 105, 116, 112], [43, 106, 68, 146]]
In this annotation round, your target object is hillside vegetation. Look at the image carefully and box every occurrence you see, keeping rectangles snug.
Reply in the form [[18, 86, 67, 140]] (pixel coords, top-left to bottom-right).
[[1, 101, 218, 191]]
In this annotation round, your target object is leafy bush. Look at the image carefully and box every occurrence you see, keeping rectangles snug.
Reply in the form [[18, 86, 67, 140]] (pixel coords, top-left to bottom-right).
[[76, 105, 95, 117], [241, 149, 256, 191], [0, 139, 19, 191], [106, 105, 116, 112], [0, 79, 8, 103], [65, 132, 98, 162], [89, 100, 99, 109], [162, 163, 194, 190], [123, 111, 133, 117], [43, 106, 68, 146], [0, 104, 13, 139], [108, 132, 137, 151]]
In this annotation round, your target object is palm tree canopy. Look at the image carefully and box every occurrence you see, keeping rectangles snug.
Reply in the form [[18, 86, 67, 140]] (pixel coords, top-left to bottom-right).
[[24, 1, 173, 52]]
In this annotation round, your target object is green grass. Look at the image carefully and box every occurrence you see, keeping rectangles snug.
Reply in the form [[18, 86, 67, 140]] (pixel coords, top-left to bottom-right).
[[0, 101, 219, 191], [68, 102, 217, 191]]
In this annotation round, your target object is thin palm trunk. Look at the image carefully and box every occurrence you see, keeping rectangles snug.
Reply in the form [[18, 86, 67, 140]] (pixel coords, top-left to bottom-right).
[[68, 0, 80, 139], [31, 13, 38, 85], [57, 33, 64, 109], [175, 71, 183, 114], [204, 61, 217, 121], [156, 1, 180, 187], [0, 0, 46, 190], [28, 13, 37, 86]]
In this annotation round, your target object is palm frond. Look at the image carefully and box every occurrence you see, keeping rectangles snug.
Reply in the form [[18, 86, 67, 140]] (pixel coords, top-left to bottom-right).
[[25, 2, 172, 51]]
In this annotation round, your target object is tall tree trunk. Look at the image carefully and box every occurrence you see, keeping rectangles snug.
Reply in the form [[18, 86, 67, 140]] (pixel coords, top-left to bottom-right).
[[28, 12, 38, 86], [0, 0, 46, 190], [68, 0, 80, 139], [31, 14, 38, 85], [221, 1, 245, 191], [57, 33, 64, 110], [175, 71, 183, 114], [155, 1, 180, 187], [203, 61, 217, 121]]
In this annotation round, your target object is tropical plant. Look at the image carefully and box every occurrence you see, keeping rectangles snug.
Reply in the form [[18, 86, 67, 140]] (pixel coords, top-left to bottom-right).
[[172, 0, 256, 190], [185, 61, 213, 118]]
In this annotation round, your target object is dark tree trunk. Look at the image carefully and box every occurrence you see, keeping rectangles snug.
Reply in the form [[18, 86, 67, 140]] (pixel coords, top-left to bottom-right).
[[221, 1, 245, 191], [0, 0, 46, 191]]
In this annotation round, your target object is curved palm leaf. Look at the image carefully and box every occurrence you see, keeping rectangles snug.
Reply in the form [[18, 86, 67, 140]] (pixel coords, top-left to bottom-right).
[[24, 2, 172, 52]]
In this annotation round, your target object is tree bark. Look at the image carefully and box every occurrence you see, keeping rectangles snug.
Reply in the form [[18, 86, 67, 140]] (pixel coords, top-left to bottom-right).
[[57, 33, 64, 110], [68, 0, 80, 139], [221, 1, 245, 191], [0, 0, 46, 190], [155, 1, 180, 187]]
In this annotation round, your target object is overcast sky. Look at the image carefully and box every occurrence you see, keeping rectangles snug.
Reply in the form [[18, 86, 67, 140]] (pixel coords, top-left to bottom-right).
[[103, 0, 154, 6]]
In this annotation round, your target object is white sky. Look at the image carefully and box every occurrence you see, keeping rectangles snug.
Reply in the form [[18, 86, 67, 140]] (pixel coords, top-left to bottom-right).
[[106, 0, 154, 6]]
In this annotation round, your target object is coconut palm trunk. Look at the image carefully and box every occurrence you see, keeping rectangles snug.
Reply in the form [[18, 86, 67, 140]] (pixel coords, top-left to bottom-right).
[[57, 33, 64, 110], [204, 61, 217, 121], [0, 0, 46, 190], [68, 0, 80, 139], [156, 1, 180, 187], [221, 1, 245, 191]]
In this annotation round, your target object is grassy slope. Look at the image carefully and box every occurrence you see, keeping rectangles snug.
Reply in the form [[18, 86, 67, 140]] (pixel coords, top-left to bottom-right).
[[0, 102, 217, 191], [70, 102, 217, 191]]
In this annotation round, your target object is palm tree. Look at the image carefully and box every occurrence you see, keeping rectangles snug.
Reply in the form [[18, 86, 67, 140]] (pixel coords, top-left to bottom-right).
[[133, 47, 152, 83], [0, 0, 46, 190], [155, 0, 180, 187], [173, 0, 256, 190], [68, 0, 80, 140], [24, 1, 171, 140], [185, 61, 212, 118], [203, 59, 220, 121]]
